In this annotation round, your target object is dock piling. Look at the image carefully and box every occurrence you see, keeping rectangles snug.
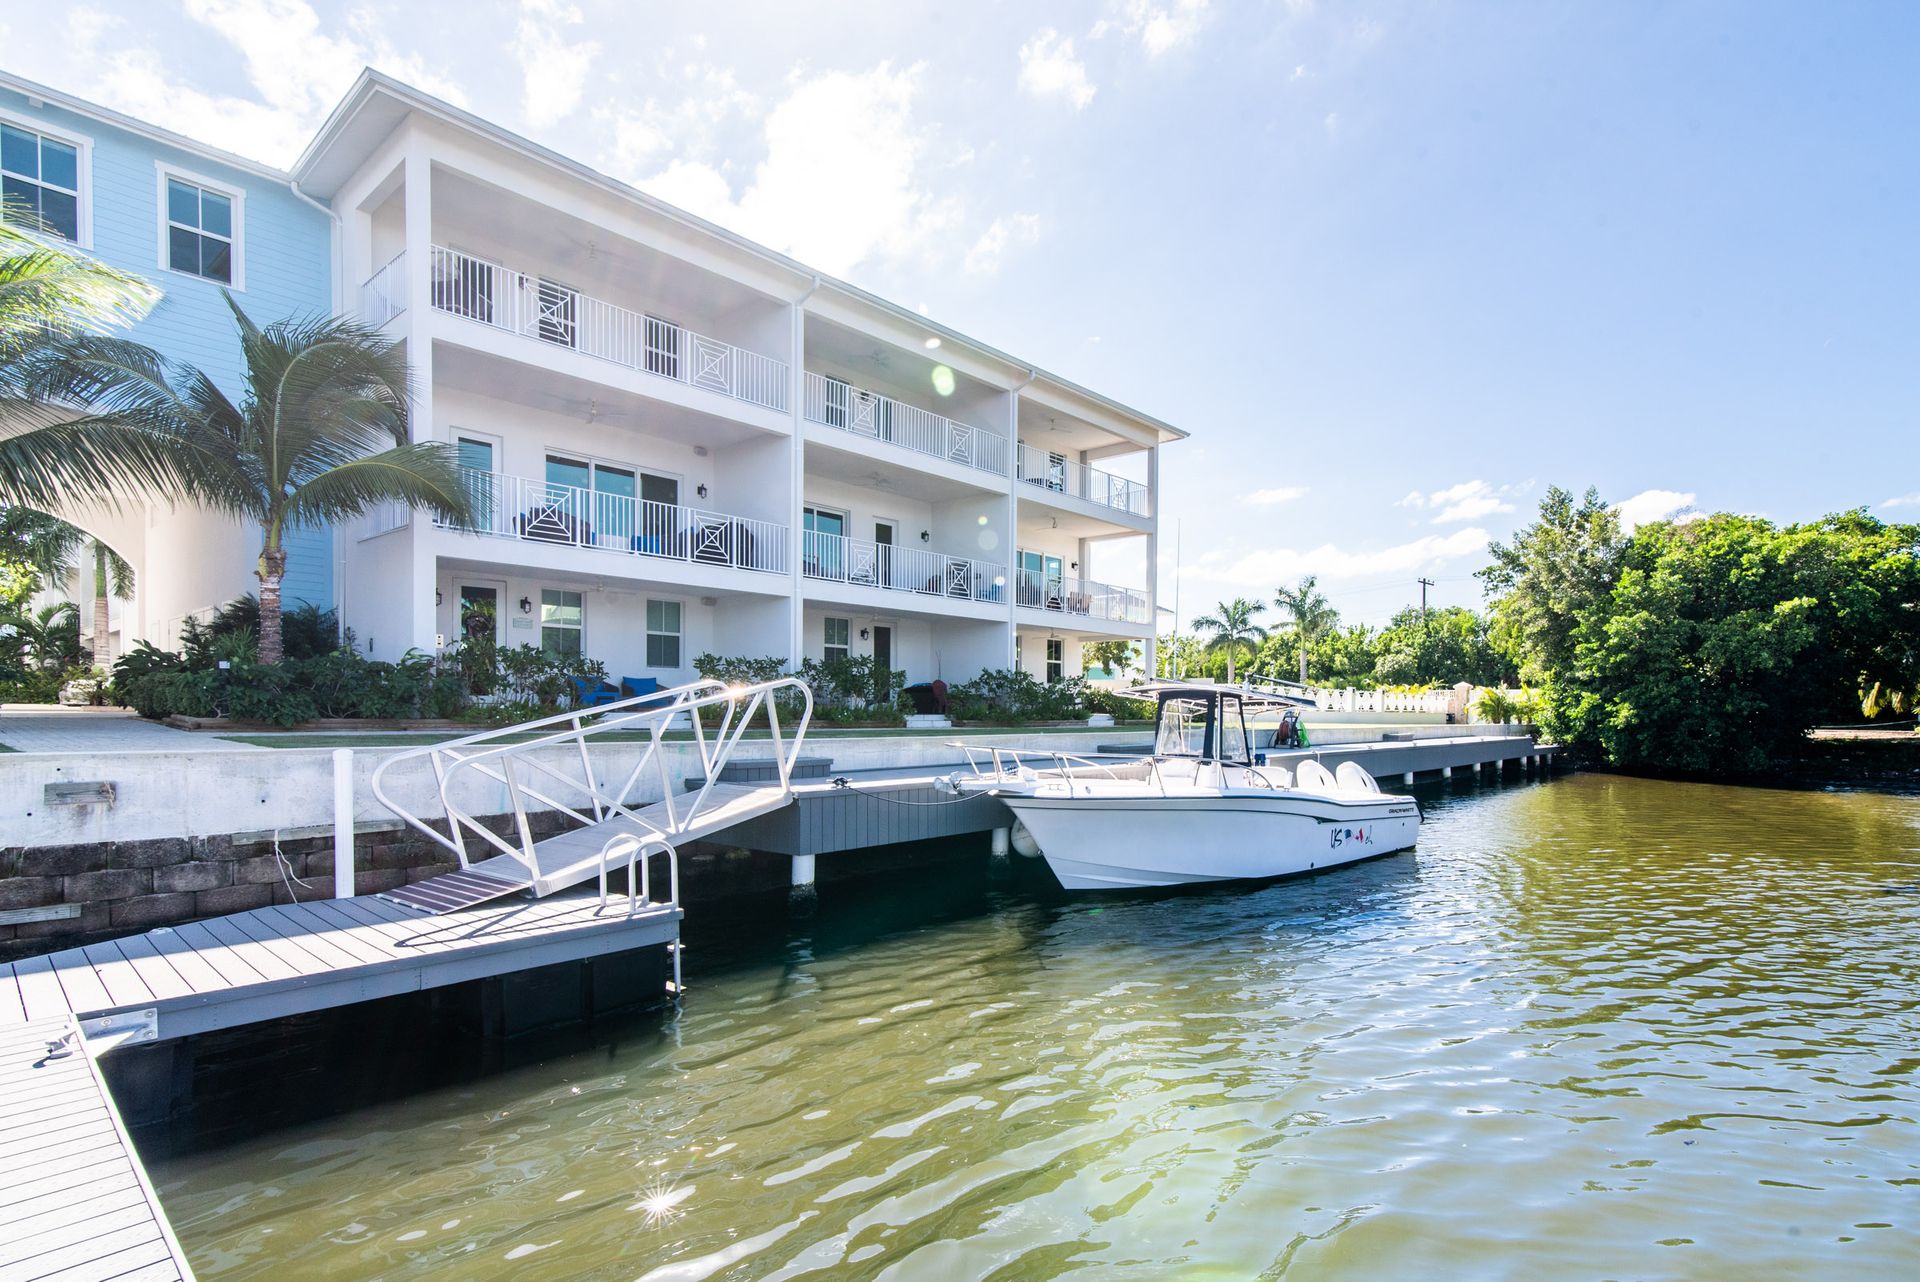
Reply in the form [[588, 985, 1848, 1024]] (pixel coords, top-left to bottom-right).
[[332, 747, 355, 899]]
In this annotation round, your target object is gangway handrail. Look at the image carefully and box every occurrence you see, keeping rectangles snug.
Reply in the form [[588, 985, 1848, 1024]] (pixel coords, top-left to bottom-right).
[[370, 676, 814, 886]]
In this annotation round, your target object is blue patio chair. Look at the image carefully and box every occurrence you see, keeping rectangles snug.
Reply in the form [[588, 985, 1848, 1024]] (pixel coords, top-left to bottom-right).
[[620, 676, 661, 700], [571, 675, 621, 708]]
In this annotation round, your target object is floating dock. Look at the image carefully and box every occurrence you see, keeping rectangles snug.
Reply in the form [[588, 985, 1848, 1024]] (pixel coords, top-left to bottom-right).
[[0, 1017, 194, 1282]]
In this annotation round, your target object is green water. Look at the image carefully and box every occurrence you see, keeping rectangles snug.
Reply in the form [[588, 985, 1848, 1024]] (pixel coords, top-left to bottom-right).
[[152, 773, 1920, 1280]]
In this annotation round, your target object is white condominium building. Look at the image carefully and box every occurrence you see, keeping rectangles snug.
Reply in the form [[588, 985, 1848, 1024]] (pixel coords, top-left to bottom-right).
[[296, 72, 1184, 689]]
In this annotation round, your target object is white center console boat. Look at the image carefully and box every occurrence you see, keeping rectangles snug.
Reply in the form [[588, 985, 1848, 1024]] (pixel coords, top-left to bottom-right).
[[952, 683, 1421, 891]]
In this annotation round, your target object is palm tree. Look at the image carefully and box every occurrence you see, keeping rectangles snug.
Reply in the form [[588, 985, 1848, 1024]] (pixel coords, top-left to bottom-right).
[[13, 295, 473, 663], [0, 218, 188, 511], [1191, 597, 1268, 684], [0, 508, 131, 664], [1273, 575, 1340, 685], [0, 600, 83, 672]]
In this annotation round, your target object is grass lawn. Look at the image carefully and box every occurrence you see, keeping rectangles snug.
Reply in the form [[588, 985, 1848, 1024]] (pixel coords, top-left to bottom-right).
[[216, 723, 1154, 750]]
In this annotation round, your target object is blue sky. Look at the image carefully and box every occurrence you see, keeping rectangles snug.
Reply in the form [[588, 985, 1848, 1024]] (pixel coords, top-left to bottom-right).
[[7, 1, 1914, 627]]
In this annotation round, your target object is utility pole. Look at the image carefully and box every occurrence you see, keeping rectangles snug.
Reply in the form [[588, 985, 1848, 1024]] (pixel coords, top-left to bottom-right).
[[1417, 576, 1435, 622]]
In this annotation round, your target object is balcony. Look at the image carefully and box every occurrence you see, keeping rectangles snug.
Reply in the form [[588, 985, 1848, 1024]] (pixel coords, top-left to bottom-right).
[[1016, 443, 1150, 518], [1015, 568, 1150, 625], [437, 466, 788, 575], [803, 372, 1009, 477], [361, 253, 406, 325], [414, 247, 789, 413], [801, 530, 1005, 605]]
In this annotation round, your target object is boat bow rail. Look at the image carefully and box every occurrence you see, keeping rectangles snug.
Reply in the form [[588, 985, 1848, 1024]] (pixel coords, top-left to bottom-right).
[[371, 677, 814, 911]]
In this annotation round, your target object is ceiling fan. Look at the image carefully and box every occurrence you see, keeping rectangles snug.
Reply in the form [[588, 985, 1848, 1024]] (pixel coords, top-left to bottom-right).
[[536, 391, 635, 425]]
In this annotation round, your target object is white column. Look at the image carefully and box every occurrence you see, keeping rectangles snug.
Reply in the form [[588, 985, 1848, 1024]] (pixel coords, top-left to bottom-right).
[[331, 749, 356, 898], [1003, 385, 1022, 669], [788, 300, 808, 670], [1144, 442, 1160, 678], [401, 147, 437, 660]]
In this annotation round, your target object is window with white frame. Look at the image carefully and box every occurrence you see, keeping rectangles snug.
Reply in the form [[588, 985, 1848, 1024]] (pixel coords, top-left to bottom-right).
[[824, 616, 850, 663], [1, 122, 82, 242], [162, 173, 238, 284], [1046, 638, 1065, 684], [540, 589, 583, 658], [646, 599, 682, 668]]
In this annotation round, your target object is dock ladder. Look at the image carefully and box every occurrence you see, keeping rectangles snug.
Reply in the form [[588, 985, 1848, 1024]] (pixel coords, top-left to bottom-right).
[[370, 676, 813, 914]]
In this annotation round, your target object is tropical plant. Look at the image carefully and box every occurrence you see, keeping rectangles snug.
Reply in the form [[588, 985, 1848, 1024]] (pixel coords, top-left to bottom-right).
[[1478, 486, 1627, 684], [1191, 597, 1268, 684], [10, 294, 472, 663], [0, 600, 85, 671], [1371, 605, 1512, 688], [0, 218, 184, 511], [1272, 576, 1340, 685], [0, 507, 132, 663]]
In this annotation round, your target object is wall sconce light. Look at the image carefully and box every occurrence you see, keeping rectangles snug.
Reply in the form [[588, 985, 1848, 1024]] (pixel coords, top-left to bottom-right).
[[919, 529, 931, 542], [859, 627, 870, 641], [518, 596, 533, 615], [696, 483, 709, 499], [1070, 561, 1079, 571], [435, 590, 443, 606]]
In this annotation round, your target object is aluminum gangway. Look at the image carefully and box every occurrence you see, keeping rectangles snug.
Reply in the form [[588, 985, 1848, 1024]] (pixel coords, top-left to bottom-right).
[[371, 677, 813, 914]]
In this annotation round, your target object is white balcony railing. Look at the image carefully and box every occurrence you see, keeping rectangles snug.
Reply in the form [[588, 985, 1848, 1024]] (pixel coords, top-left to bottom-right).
[[360, 252, 408, 325], [1016, 442, 1151, 518], [1015, 567, 1150, 625], [803, 372, 1010, 476], [439, 467, 788, 575], [801, 530, 1005, 604], [426, 246, 789, 413]]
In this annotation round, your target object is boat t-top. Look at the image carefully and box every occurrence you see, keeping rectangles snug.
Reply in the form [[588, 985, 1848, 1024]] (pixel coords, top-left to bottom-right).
[[951, 681, 1422, 891]]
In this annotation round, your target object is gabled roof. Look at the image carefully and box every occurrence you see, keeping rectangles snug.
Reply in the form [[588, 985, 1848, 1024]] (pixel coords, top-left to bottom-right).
[[295, 69, 1188, 444], [0, 69, 294, 184]]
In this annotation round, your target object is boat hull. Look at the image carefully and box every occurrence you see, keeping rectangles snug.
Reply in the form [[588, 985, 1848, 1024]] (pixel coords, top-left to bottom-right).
[[1002, 791, 1421, 891]]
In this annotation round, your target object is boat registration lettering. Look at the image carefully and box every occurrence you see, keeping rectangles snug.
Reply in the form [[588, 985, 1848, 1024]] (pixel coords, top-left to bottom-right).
[[1329, 825, 1375, 849]]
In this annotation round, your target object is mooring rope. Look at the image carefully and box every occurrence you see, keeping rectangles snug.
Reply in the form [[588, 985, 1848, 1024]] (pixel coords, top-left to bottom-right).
[[828, 776, 985, 806]]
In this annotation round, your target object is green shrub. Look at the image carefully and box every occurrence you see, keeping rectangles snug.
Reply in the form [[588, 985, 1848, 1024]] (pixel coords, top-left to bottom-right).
[[1082, 685, 1154, 721], [693, 653, 790, 685], [948, 669, 1088, 722]]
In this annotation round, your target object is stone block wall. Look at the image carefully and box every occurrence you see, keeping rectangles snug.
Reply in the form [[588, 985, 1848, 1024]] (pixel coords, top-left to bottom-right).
[[0, 814, 568, 962]]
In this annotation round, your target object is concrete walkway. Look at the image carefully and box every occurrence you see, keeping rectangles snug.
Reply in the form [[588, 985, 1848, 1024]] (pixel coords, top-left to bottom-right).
[[0, 705, 261, 754]]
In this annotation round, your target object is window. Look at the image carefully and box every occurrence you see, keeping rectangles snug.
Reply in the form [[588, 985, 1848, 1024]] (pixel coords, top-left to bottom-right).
[[540, 589, 583, 658], [162, 174, 237, 284], [803, 506, 846, 580], [646, 599, 682, 668], [455, 435, 496, 529], [824, 616, 850, 663], [1, 122, 81, 242], [1045, 638, 1064, 684]]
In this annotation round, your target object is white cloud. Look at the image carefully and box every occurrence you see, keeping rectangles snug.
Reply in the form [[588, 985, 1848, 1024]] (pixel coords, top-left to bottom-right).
[[599, 62, 759, 171], [632, 62, 961, 277], [54, 2, 464, 165], [1109, 0, 1214, 57], [1400, 479, 1529, 525], [1615, 488, 1697, 531], [1019, 29, 1096, 109], [1187, 527, 1491, 597], [964, 213, 1042, 274], [1880, 493, 1920, 509], [1240, 485, 1308, 506], [515, 0, 600, 128]]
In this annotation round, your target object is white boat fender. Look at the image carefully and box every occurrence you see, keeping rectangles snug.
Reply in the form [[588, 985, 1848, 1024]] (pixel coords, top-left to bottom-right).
[[1010, 817, 1043, 858]]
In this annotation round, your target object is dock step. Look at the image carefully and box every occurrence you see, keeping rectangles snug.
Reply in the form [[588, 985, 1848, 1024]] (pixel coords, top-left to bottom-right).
[[381, 868, 528, 915]]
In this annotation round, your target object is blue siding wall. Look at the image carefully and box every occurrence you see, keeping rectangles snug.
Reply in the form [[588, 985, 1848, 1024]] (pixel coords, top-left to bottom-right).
[[0, 87, 335, 607]]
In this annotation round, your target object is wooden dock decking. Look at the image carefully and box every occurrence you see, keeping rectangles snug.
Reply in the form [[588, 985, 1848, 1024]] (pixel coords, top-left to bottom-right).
[[0, 892, 681, 1044], [0, 1017, 194, 1282]]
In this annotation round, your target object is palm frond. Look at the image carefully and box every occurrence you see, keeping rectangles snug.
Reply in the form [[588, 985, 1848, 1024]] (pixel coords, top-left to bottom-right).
[[282, 442, 476, 528], [0, 220, 158, 345]]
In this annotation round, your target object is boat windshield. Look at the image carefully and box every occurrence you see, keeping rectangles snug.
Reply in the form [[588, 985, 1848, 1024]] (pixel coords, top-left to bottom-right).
[[1155, 696, 1211, 757], [1217, 694, 1250, 765]]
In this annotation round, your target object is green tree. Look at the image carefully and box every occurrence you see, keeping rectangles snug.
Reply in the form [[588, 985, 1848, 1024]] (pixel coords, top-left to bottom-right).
[[1083, 639, 1138, 681], [1191, 597, 1268, 684], [1272, 575, 1340, 684], [1156, 632, 1206, 678], [1542, 512, 1920, 773], [14, 296, 472, 663], [1311, 623, 1381, 688], [0, 508, 132, 663], [1372, 605, 1510, 688], [1478, 486, 1626, 684], [0, 600, 83, 672]]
